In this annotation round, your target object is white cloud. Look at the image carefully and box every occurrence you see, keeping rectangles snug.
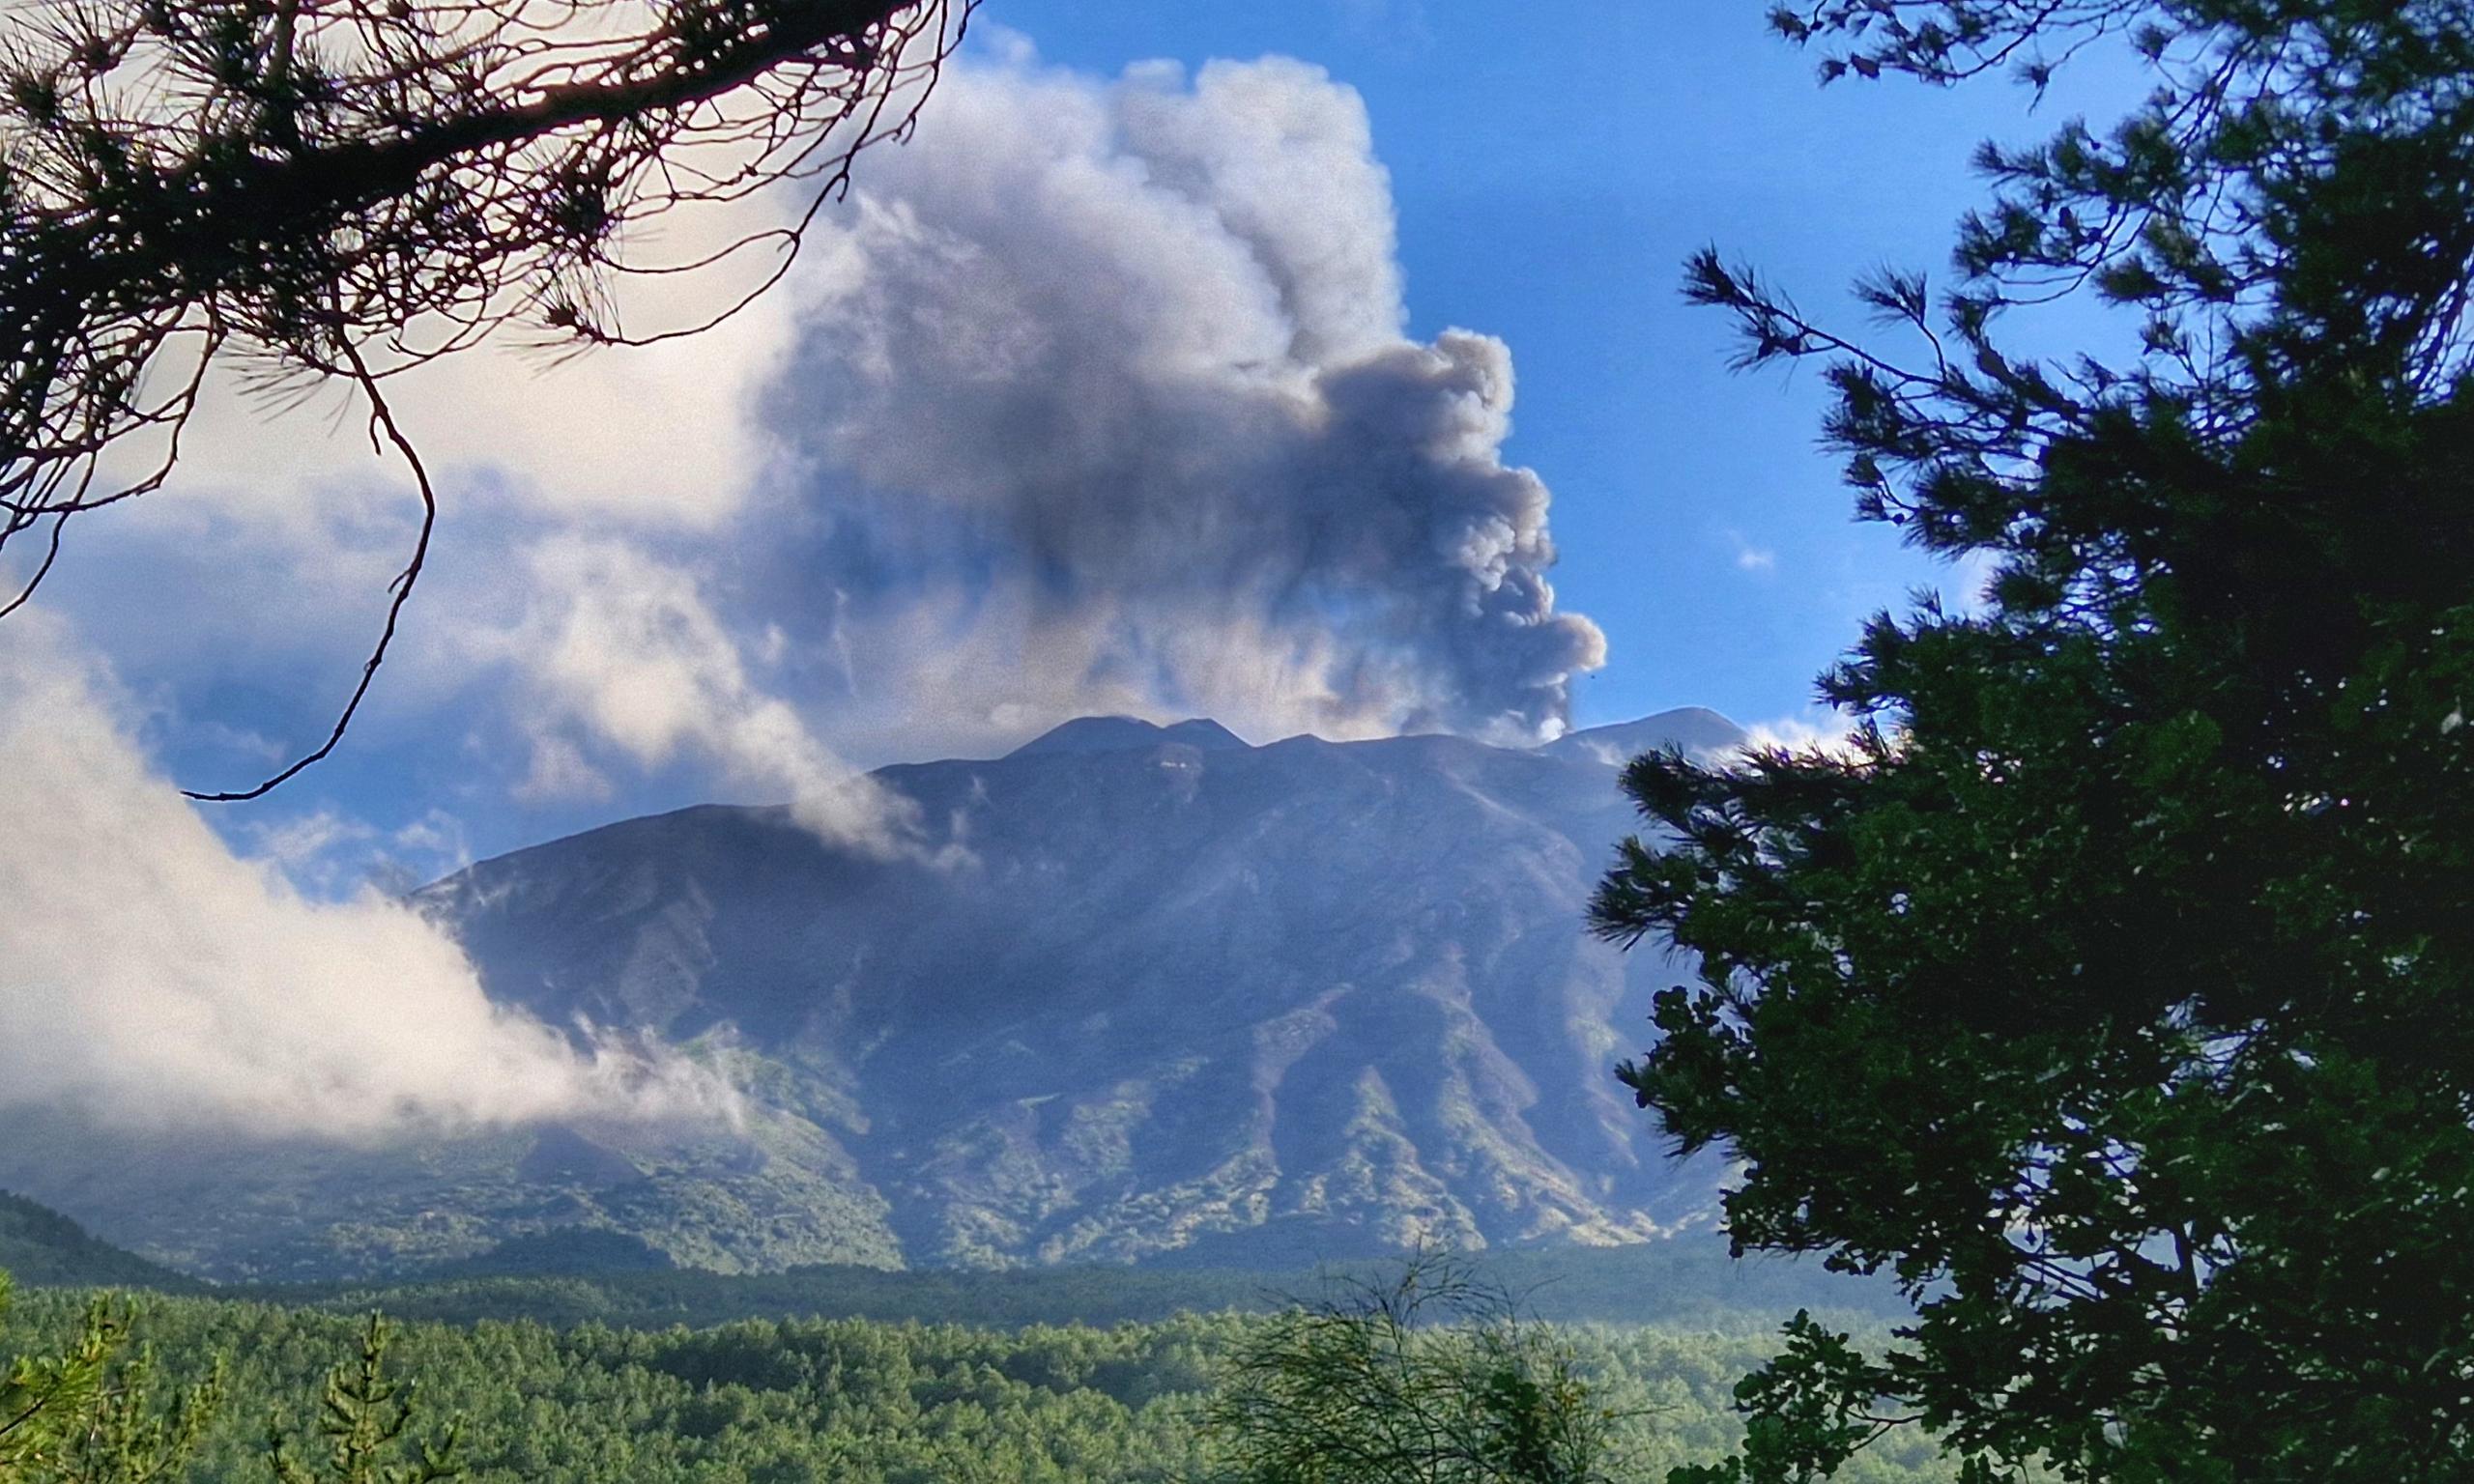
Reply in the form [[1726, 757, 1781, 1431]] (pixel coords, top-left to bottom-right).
[[241, 807, 381, 896], [138, 173, 818, 534], [0, 616, 735, 1138], [511, 728, 616, 807], [245, 807, 377, 870], [475, 536, 943, 857], [0, 38, 1637, 1160], [1739, 708, 1875, 762]]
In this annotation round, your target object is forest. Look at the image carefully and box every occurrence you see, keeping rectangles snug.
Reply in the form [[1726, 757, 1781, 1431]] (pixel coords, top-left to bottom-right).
[[0, 1283, 1961, 1484], [219, 1238, 1906, 1333]]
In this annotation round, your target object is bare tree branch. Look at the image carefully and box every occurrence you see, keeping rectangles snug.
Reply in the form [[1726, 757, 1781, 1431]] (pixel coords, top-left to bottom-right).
[[0, 0, 972, 794]]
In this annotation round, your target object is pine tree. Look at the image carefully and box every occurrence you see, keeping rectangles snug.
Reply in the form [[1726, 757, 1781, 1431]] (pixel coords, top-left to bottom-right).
[[267, 1315, 462, 1484], [1593, 4, 2474, 1480], [0, 1280, 221, 1484], [1200, 1254, 1626, 1484]]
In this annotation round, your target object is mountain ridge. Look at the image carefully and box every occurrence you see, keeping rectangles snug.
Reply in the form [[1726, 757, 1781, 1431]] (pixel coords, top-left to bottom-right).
[[0, 1190, 194, 1290], [0, 710, 1742, 1280], [1006, 715, 1252, 758]]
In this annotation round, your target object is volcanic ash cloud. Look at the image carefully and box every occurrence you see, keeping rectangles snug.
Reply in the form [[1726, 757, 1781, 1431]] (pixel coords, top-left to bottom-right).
[[768, 51, 1607, 746]]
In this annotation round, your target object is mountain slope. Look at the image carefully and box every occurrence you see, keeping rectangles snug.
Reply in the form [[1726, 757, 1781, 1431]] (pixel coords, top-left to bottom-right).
[[1005, 715, 1250, 757], [0, 711, 1740, 1279], [0, 1190, 191, 1289]]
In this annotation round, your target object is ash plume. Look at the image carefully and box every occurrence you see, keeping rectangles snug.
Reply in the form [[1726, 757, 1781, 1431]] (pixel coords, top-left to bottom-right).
[[768, 51, 1605, 745]]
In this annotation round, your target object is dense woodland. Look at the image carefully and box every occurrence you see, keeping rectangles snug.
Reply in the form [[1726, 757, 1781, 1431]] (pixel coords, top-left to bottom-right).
[[0, 1287, 1962, 1484], [2, 1196, 1939, 1482], [232, 1241, 1906, 1334]]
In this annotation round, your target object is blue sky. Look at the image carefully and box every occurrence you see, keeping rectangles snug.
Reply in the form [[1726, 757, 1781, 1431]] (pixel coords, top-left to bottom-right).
[[12, 0, 2143, 886], [989, 0, 2112, 731], [0, 0, 2167, 1128]]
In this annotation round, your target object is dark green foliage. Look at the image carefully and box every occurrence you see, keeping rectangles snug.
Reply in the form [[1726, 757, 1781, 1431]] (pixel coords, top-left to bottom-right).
[[1596, 3, 2474, 1482], [1200, 1255, 1626, 1484], [0, 1279, 221, 1484], [226, 1239, 1908, 1333], [266, 1317, 461, 1484], [427, 1230, 675, 1281], [0, 1198, 188, 1294], [0, 1283, 1965, 1484]]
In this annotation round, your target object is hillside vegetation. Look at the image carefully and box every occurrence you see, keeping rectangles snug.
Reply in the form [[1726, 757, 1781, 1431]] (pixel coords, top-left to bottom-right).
[[231, 1237, 1907, 1333], [0, 1192, 190, 1292], [0, 1289, 1958, 1484]]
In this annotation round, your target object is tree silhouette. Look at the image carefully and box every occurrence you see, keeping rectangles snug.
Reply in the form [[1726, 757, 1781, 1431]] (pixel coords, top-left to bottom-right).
[[1201, 1253, 1630, 1484], [0, 0, 968, 796], [1596, 3, 2474, 1480]]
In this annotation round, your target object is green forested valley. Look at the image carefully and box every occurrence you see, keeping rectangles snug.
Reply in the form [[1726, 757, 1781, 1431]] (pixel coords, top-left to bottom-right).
[[234, 1239, 1906, 1333], [0, 1286, 1960, 1484]]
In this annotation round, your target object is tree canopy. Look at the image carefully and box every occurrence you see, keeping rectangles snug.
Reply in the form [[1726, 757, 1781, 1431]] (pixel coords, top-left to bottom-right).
[[0, 0, 966, 796], [1595, 2, 2474, 1480], [0, 1281, 220, 1484], [0, 1277, 1966, 1484], [1199, 1256, 1628, 1484]]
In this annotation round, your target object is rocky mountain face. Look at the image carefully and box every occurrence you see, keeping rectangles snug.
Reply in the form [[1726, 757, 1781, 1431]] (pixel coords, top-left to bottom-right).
[[0, 711, 1743, 1280]]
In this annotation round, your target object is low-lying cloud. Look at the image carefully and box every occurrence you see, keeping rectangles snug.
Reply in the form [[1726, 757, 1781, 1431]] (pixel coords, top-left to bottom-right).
[[0, 40, 1617, 1151], [0, 618, 735, 1138], [481, 536, 938, 856]]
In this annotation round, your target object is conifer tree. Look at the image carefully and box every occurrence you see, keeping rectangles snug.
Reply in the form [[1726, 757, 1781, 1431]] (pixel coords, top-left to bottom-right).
[[0, 1280, 221, 1484], [1594, 3, 2474, 1480], [1201, 1254, 1626, 1484], [266, 1314, 462, 1484]]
